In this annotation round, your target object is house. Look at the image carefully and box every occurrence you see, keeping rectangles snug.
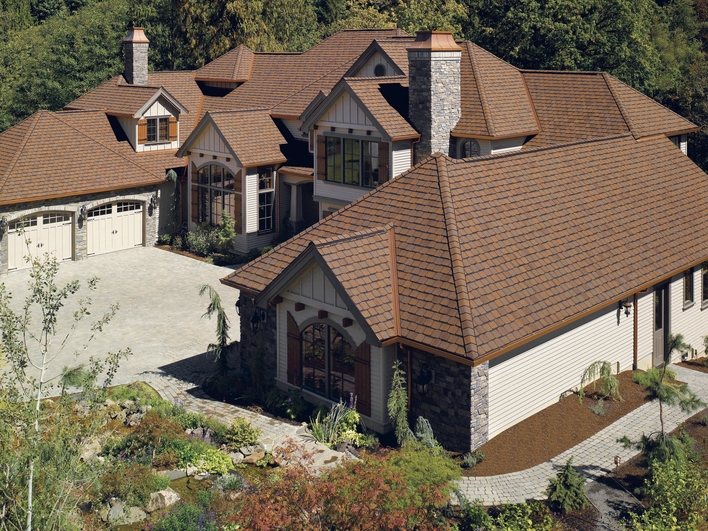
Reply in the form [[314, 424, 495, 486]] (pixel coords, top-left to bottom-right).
[[217, 32, 708, 452]]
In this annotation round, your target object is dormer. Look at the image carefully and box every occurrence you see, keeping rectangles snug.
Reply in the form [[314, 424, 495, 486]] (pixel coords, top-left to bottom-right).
[[133, 89, 188, 152], [344, 40, 407, 79]]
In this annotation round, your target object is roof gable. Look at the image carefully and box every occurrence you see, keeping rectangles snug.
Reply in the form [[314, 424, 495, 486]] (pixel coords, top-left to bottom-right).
[[195, 45, 255, 82], [343, 40, 406, 78]]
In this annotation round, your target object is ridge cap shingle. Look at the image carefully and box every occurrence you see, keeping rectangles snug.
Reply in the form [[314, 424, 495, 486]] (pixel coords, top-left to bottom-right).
[[436, 154, 478, 358], [466, 43, 494, 136], [0, 112, 43, 197], [602, 72, 638, 139]]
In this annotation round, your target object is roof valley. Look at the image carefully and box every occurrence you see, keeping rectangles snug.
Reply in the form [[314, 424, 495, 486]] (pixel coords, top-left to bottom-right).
[[436, 155, 478, 358], [602, 72, 637, 139], [387, 226, 402, 337], [467, 44, 495, 136]]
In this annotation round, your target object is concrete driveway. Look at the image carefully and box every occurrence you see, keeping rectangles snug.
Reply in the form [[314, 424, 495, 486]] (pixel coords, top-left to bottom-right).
[[0, 247, 241, 389]]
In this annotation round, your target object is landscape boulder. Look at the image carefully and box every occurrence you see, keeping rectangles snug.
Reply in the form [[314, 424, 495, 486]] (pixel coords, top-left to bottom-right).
[[145, 487, 181, 513]]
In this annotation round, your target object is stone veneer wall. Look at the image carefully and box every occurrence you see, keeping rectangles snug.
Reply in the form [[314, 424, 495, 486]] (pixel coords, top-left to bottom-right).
[[0, 185, 160, 274], [124, 42, 149, 85], [408, 50, 461, 163], [405, 347, 489, 452], [237, 293, 277, 387]]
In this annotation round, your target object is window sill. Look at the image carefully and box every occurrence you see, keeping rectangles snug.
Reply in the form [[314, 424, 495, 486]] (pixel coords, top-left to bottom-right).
[[701, 300, 708, 310], [257, 229, 275, 236], [683, 300, 695, 310], [323, 179, 376, 190], [145, 141, 173, 146]]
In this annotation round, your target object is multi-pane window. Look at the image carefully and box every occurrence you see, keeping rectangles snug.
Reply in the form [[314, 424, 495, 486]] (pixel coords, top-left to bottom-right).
[[301, 323, 355, 402], [684, 268, 694, 305], [326, 137, 380, 188], [196, 164, 236, 227], [146, 117, 170, 143], [702, 263, 708, 303], [258, 166, 275, 232], [460, 138, 481, 158]]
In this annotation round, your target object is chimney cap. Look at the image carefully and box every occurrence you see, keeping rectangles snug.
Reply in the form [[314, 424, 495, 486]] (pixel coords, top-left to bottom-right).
[[123, 27, 149, 44], [407, 31, 461, 52]]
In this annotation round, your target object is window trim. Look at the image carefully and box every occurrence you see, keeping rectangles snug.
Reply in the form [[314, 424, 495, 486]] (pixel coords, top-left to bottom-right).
[[684, 268, 695, 309], [702, 263, 708, 309], [194, 163, 237, 227], [257, 165, 276, 234], [146, 116, 171, 144], [300, 322, 356, 403]]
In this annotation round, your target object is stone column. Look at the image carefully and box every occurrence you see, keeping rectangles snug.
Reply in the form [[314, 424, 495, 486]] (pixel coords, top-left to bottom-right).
[[470, 361, 489, 450]]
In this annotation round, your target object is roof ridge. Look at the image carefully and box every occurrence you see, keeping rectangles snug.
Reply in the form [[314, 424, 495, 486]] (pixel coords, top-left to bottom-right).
[[51, 112, 164, 178], [344, 75, 407, 82], [0, 112, 42, 197], [436, 154, 478, 358], [388, 226, 401, 337], [467, 43, 494, 136], [208, 108, 271, 115], [520, 69, 606, 75], [602, 72, 638, 139]]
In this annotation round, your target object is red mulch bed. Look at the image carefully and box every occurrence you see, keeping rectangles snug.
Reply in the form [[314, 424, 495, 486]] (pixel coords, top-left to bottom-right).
[[612, 406, 708, 499], [155, 244, 209, 262], [678, 356, 708, 375], [466, 371, 649, 476]]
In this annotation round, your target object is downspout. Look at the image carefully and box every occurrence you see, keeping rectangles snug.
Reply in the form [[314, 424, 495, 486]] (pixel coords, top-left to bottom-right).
[[410, 137, 421, 167], [633, 293, 638, 370], [407, 345, 412, 412]]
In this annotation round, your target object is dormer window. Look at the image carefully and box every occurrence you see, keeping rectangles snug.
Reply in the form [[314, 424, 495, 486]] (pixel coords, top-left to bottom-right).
[[374, 64, 386, 77], [138, 116, 177, 145]]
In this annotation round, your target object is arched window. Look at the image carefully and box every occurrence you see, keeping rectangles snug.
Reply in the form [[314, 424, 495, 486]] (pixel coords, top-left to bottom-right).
[[301, 323, 355, 402], [195, 164, 236, 226], [374, 63, 386, 77], [460, 139, 481, 158]]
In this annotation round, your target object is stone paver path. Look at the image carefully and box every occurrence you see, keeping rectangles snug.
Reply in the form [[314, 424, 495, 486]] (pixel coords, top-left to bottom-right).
[[146, 372, 347, 469], [457, 365, 708, 505]]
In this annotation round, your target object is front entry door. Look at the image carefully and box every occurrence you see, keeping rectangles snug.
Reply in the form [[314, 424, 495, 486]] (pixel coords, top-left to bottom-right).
[[653, 284, 669, 367]]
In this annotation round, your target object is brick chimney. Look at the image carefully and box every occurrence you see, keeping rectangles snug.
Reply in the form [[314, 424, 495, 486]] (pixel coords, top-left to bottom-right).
[[407, 31, 462, 163], [123, 27, 149, 85]]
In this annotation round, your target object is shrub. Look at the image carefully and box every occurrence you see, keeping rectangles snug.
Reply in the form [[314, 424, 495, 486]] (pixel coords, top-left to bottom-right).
[[107, 382, 161, 406], [158, 234, 172, 245], [589, 398, 606, 416], [462, 450, 485, 469], [494, 502, 556, 531], [215, 212, 236, 252], [222, 417, 261, 449], [154, 474, 171, 491], [184, 226, 215, 256], [117, 411, 186, 457], [309, 400, 362, 448], [388, 360, 414, 446], [637, 427, 698, 464], [414, 416, 439, 448], [152, 501, 218, 531], [171, 234, 182, 250], [99, 462, 165, 507], [545, 457, 587, 514], [578, 361, 621, 402], [458, 497, 492, 530], [387, 442, 461, 496], [700, 414, 708, 427], [198, 448, 233, 475], [618, 435, 633, 449], [214, 473, 245, 492], [627, 457, 708, 529], [265, 387, 307, 420]]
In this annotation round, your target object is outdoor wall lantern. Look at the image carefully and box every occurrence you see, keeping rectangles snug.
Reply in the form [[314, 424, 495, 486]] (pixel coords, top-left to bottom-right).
[[415, 365, 433, 395], [620, 300, 632, 317], [0, 216, 7, 234], [250, 307, 267, 332], [235, 299, 241, 316], [79, 205, 87, 220], [149, 194, 157, 209]]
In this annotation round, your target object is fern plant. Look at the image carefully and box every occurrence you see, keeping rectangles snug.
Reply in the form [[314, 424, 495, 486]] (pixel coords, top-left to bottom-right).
[[578, 360, 622, 402], [546, 457, 587, 514]]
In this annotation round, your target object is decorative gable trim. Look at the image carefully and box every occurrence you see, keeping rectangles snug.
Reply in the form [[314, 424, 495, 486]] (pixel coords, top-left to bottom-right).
[[176, 114, 238, 161], [133, 87, 189, 118]]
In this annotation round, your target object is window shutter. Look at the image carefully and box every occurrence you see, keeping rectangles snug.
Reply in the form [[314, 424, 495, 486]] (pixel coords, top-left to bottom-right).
[[287, 312, 301, 386], [316, 135, 326, 181], [354, 341, 371, 417], [233, 194, 243, 234], [168, 117, 178, 141], [378, 142, 390, 184], [138, 119, 147, 145]]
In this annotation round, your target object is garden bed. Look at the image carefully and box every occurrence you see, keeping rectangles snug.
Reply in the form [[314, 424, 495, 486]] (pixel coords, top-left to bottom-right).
[[678, 355, 708, 374], [465, 370, 649, 476], [612, 406, 708, 497]]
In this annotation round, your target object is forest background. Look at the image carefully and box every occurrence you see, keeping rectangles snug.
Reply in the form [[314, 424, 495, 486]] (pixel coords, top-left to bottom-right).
[[1, 0, 708, 168]]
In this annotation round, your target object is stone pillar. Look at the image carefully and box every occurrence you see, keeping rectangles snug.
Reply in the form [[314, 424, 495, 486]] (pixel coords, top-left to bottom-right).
[[123, 27, 150, 85], [407, 31, 461, 163], [470, 362, 489, 450]]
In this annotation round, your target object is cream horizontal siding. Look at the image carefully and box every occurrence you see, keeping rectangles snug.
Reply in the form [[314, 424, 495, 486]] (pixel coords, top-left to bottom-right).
[[320, 92, 374, 128], [681, 135, 688, 155], [314, 180, 368, 206], [118, 116, 137, 149], [669, 269, 708, 361], [392, 140, 411, 176], [488, 303, 634, 439], [353, 51, 398, 77], [637, 290, 653, 370], [490, 136, 524, 154], [246, 231, 274, 250]]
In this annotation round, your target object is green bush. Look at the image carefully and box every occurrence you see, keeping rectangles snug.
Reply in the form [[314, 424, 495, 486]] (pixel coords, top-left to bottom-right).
[[158, 234, 172, 245], [495, 502, 556, 531], [214, 473, 244, 491], [99, 462, 166, 507], [222, 417, 261, 449], [154, 474, 171, 491], [462, 450, 485, 469], [589, 399, 606, 416], [152, 501, 218, 531], [309, 400, 362, 448], [107, 382, 161, 407], [387, 442, 460, 495], [265, 388, 307, 420], [199, 448, 234, 475], [628, 457, 708, 530], [637, 428, 698, 464], [545, 457, 587, 514], [458, 498, 492, 530], [579, 361, 622, 402]]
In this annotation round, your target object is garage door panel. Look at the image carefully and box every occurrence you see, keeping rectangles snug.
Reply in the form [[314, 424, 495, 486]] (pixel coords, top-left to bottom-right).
[[8, 214, 73, 271], [87, 201, 143, 256]]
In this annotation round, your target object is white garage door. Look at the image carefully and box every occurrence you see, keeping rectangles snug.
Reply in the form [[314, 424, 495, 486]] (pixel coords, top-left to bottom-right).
[[86, 201, 144, 256], [8, 213, 73, 271]]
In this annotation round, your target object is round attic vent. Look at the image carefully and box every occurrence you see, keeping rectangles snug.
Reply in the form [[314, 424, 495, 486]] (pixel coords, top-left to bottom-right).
[[374, 64, 386, 77]]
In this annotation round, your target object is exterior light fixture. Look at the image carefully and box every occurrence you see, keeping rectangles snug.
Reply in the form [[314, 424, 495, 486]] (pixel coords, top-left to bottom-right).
[[620, 300, 632, 317], [79, 205, 87, 220], [149, 194, 157, 209], [0, 216, 7, 234], [415, 365, 433, 395], [235, 299, 241, 316], [250, 307, 267, 332]]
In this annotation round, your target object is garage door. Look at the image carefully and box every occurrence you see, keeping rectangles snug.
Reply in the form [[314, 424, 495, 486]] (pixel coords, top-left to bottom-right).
[[86, 201, 143, 256], [8, 213, 73, 271]]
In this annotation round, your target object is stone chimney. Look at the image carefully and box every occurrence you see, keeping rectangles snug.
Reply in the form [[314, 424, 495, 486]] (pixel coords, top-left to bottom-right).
[[123, 27, 150, 85], [407, 31, 462, 163]]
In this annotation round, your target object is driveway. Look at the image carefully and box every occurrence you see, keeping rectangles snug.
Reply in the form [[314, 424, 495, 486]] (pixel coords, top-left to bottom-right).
[[0, 247, 241, 389]]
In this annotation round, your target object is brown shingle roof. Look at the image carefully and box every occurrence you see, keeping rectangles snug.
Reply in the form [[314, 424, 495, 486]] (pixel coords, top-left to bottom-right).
[[453, 43, 540, 138], [522, 72, 630, 149], [603, 73, 698, 138], [225, 135, 708, 364], [0, 110, 174, 206], [195, 45, 255, 82], [344, 77, 418, 140], [205, 110, 287, 167]]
